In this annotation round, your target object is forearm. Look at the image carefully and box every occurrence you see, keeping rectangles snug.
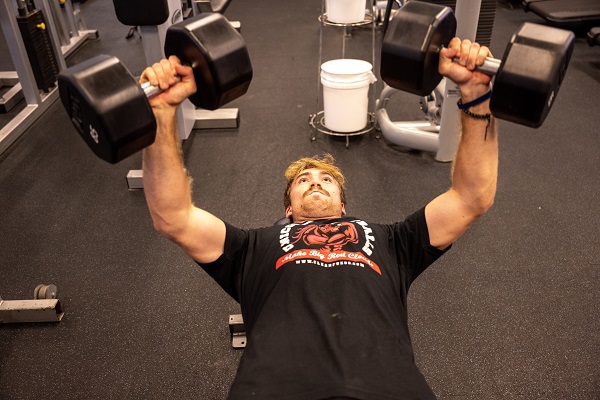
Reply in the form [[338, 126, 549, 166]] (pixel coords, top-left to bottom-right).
[[451, 97, 498, 216], [142, 108, 193, 237]]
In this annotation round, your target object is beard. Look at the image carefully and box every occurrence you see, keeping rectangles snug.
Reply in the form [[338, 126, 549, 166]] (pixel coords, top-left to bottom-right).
[[299, 189, 339, 218]]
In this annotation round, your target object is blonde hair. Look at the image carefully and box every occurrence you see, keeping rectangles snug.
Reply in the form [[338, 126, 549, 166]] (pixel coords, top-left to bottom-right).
[[283, 154, 346, 210]]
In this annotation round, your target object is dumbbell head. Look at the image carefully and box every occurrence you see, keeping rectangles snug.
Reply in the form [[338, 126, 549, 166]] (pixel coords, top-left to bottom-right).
[[58, 54, 156, 164], [491, 22, 574, 128], [165, 12, 253, 110], [380, 1, 456, 96]]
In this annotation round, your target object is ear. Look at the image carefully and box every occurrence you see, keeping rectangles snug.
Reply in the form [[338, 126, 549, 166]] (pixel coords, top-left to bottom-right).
[[285, 206, 293, 219], [341, 203, 346, 216]]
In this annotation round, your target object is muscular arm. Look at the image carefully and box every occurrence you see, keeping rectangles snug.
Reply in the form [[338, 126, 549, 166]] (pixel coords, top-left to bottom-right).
[[141, 57, 226, 263], [425, 38, 498, 250]]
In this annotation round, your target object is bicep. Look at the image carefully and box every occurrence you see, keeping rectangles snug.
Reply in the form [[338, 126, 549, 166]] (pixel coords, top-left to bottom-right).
[[175, 206, 227, 264], [425, 189, 481, 250]]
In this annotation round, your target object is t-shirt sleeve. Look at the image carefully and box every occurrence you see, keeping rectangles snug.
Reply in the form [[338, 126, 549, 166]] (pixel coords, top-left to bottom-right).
[[394, 207, 449, 285], [195, 222, 248, 302]]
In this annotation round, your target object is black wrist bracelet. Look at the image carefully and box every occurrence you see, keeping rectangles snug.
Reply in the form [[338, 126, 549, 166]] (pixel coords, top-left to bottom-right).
[[461, 108, 491, 121], [460, 108, 494, 140]]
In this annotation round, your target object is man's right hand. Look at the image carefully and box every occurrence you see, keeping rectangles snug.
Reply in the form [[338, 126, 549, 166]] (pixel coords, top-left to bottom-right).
[[438, 37, 492, 104], [139, 56, 197, 113]]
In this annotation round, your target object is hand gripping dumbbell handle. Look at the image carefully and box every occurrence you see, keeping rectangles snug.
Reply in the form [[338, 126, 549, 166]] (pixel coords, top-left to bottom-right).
[[140, 76, 182, 99], [452, 56, 501, 76]]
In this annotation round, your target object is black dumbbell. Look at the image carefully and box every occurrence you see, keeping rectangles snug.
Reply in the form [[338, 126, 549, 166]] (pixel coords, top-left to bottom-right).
[[58, 12, 253, 164], [380, 1, 574, 128]]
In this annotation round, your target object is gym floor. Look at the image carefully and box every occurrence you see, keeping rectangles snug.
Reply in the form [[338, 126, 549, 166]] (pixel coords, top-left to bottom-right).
[[1, 1, 599, 399]]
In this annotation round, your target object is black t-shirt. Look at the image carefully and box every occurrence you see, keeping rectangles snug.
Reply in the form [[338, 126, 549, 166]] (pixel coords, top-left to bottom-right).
[[199, 208, 448, 400]]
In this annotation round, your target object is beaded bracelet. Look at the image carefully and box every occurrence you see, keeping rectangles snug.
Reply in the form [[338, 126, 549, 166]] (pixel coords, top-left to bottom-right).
[[457, 90, 493, 140]]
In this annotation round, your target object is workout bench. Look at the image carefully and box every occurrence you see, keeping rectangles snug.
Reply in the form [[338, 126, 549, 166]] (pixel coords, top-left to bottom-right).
[[522, 0, 600, 30]]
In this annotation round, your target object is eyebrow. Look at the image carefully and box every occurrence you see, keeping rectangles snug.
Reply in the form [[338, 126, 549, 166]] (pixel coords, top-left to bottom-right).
[[296, 171, 334, 181]]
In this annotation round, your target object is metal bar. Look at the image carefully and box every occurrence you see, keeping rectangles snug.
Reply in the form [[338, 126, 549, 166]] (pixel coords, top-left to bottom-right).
[[47, 0, 70, 46], [0, 71, 20, 85], [455, 0, 481, 42], [436, 0, 482, 162], [0, 82, 24, 113], [193, 108, 240, 129], [452, 56, 501, 76], [61, 0, 77, 38], [0, 298, 64, 323]]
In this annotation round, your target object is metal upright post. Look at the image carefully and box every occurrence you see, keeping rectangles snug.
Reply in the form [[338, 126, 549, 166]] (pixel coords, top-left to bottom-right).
[[435, 0, 482, 162]]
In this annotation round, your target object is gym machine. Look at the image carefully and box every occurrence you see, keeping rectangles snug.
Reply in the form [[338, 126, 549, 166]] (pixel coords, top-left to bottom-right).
[[0, 284, 64, 324], [0, 0, 97, 157], [376, 0, 497, 162]]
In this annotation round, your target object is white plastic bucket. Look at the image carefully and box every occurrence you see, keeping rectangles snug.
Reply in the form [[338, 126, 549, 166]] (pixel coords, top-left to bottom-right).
[[326, 0, 365, 24], [321, 59, 376, 132]]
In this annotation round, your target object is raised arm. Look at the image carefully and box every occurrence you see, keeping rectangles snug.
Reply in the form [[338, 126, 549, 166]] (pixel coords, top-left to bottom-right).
[[425, 38, 498, 250], [140, 56, 226, 263]]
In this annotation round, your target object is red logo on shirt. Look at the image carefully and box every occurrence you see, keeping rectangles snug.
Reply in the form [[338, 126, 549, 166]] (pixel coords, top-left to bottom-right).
[[291, 222, 359, 251], [276, 221, 381, 275]]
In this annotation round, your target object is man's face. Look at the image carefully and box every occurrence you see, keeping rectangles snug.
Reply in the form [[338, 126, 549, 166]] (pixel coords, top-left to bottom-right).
[[286, 169, 346, 222]]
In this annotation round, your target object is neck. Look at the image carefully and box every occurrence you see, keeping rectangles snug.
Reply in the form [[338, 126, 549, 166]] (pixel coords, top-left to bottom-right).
[[292, 213, 343, 223]]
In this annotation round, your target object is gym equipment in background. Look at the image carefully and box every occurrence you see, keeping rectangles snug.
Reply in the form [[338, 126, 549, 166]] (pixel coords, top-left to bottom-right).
[[0, 284, 64, 324], [376, 0, 495, 161], [522, 0, 600, 30], [0, 0, 97, 156]]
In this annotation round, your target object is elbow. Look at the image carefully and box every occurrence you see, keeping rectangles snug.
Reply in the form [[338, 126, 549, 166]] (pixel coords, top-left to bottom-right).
[[472, 191, 496, 218], [152, 218, 170, 237], [480, 197, 495, 216], [151, 214, 184, 243], [152, 219, 174, 240]]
